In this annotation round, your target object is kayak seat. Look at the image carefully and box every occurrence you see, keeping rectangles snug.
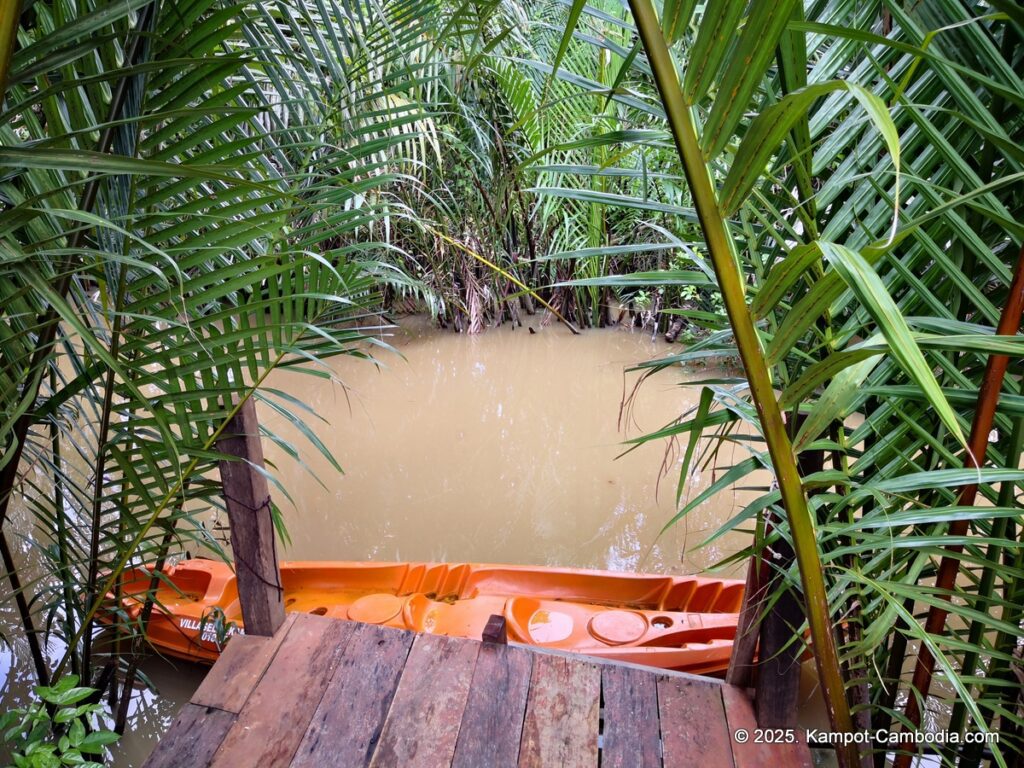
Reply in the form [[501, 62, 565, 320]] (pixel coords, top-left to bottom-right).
[[503, 597, 574, 646], [401, 593, 433, 632], [587, 610, 648, 646], [347, 593, 403, 625], [503, 597, 532, 643]]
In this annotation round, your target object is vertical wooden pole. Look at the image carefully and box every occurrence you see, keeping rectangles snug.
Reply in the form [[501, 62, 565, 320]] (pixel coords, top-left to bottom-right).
[[216, 397, 284, 636], [725, 555, 763, 689], [754, 425, 826, 727], [754, 523, 803, 728], [727, 418, 822, 721]]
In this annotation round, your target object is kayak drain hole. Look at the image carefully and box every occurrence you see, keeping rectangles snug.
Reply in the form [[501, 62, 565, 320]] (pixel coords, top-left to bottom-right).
[[652, 616, 673, 629], [311, 607, 327, 616]]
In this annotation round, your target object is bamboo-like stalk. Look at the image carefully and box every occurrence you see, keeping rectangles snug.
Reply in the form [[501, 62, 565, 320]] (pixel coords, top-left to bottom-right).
[[82, 262, 131, 686], [50, 368, 80, 679], [114, 520, 180, 733], [0, 530, 50, 686], [625, 3, 858, 765], [0, 0, 20, 99], [896, 244, 1024, 767]]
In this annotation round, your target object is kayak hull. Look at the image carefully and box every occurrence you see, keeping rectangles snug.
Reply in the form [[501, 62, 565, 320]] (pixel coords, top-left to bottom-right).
[[105, 559, 744, 674]]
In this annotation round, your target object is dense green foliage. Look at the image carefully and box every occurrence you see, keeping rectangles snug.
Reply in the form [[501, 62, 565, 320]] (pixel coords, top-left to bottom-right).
[[593, 2, 1023, 765], [0, 0, 434, 735], [0, 1, 1021, 766], [1, 676, 115, 768]]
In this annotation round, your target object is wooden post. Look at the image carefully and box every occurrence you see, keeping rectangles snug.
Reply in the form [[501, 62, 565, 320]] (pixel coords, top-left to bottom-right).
[[753, 421, 825, 728], [754, 523, 802, 728], [725, 556, 764, 689], [482, 615, 507, 645], [729, 415, 822, 724], [216, 397, 284, 636]]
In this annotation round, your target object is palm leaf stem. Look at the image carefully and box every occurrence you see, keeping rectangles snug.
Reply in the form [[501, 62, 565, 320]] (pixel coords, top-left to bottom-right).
[[0, 0, 19, 97], [81, 263, 130, 687], [625, 2, 857, 764], [113, 517, 180, 732], [897, 243, 1024, 763], [0, 529, 50, 685], [50, 366, 80, 679]]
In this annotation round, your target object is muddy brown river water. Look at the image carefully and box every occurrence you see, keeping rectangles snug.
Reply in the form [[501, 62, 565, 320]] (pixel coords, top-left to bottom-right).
[[258, 317, 748, 573], [2, 317, 757, 765]]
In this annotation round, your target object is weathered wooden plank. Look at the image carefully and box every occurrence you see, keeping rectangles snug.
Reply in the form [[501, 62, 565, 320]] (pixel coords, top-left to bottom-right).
[[517, 654, 600, 768], [209, 614, 352, 768], [658, 676, 735, 767], [723, 684, 813, 768], [601, 664, 661, 768], [369, 633, 480, 767], [192, 612, 297, 713], [290, 623, 414, 768], [451, 643, 533, 768], [144, 703, 235, 768], [519, 643, 723, 686], [217, 396, 285, 636]]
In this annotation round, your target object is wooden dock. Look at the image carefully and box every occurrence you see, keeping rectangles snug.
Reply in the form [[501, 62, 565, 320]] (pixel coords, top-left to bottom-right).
[[144, 612, 815, 768]]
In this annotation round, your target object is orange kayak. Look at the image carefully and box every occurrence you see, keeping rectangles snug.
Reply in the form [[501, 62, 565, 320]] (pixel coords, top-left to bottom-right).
[[107, 559, 743, 674]]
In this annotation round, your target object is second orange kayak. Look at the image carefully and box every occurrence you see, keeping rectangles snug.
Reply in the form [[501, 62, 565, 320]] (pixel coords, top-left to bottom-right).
[[108, 559, 744, 674]]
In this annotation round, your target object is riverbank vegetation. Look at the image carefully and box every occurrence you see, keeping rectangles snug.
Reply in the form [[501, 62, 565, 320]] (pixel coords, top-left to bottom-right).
[[1, 1, 1021, 766]]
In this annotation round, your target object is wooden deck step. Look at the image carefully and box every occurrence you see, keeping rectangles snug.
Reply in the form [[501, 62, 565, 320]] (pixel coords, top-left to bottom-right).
[[144, 613, 815, 768]]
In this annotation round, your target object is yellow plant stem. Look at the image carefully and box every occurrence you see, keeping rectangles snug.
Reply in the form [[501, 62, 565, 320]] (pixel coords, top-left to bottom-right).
[[0, 1, 20, 97], [626, 2, 858, 765]]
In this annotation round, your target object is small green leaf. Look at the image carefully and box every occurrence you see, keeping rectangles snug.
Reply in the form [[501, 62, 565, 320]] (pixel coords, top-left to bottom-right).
[[78, 731, 119, 754], [661, 0, 698, 44], [543, 0, 588, 104], [50, 688, 93, 707], [68, 720, 85, 748], [793, 354, 881, 452], [820, 241, 966, 446], [751, 242, 822, 319], [683, 0, 746, 103], [53, 709, 78, 724]]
